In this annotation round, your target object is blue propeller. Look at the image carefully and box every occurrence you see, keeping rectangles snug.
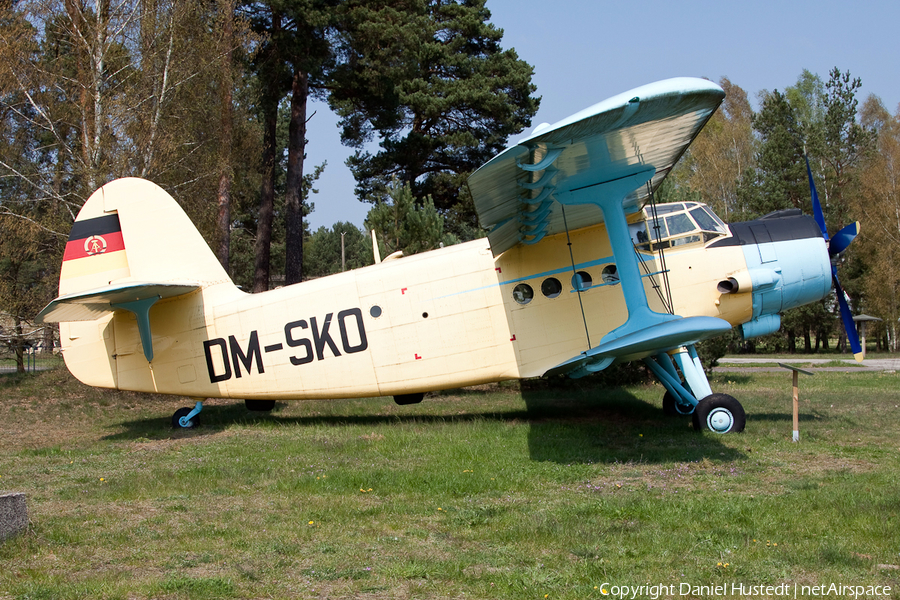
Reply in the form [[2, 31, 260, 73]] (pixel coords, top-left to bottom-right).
[[806, 156, 863, 361]]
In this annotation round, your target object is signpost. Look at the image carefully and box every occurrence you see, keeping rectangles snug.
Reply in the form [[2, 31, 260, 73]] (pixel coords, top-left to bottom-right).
[[852, 314, 882, 360], [778, 363, 814, 442]]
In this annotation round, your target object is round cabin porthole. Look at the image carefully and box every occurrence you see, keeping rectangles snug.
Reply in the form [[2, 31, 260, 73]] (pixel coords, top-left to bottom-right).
[[601, 265, 620, 285], [370, 305, 383, 318], [572, 271, 592, 292], [541, 277, 562, 298], [512, 283, 534, 305]]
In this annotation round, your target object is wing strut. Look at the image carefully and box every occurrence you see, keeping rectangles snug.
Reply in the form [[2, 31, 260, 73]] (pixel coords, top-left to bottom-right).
[[543, 167, 734, 378], [560, 205, 592, 350], [556, 166, 677, 340], [643, 182, 674, 314], [634, 244, 670, 314]]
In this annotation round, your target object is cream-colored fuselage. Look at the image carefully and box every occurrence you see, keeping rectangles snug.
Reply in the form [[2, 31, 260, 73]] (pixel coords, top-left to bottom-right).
[[61, 221, 750, 400]]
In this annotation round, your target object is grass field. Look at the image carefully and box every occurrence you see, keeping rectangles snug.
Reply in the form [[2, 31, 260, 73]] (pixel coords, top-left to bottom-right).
[[1, 366, 899, 599], [0, 354, 62, 375]]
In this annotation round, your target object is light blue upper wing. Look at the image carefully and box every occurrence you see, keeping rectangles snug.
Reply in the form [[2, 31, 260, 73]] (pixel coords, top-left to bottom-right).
[[467, 78, 725, 256]]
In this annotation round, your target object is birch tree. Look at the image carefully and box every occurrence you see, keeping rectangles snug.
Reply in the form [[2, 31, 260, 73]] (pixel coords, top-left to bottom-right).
[[856, 97, 900, 349]]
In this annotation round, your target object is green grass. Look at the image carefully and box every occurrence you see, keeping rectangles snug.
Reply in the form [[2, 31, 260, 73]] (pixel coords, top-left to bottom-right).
[[724, 351, 898, 360], [0, 353, 64, 374], [1, 367, 900, 599], [718, 359, 867, 368]]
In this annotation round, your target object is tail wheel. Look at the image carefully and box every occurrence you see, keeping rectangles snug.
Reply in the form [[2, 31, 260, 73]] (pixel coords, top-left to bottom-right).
[[692, 393, 745, 434], [172, 406, 200, 429]]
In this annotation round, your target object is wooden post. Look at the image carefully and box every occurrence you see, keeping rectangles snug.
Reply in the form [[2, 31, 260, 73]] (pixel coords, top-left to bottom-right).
[[779, 363, 814, 443], [792, 370, 800, 442], [852, 315, 883, 362]]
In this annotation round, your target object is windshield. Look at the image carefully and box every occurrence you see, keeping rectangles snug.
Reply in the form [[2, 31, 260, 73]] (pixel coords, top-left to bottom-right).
[[630, 202, 728, 251]]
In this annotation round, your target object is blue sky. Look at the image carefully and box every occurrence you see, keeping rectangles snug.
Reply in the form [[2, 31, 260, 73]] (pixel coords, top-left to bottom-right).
[[304, 0, 900, 231]]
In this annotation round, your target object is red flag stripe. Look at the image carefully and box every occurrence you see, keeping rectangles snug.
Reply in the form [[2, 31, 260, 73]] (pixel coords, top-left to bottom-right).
[[63, 231, 126, 262]]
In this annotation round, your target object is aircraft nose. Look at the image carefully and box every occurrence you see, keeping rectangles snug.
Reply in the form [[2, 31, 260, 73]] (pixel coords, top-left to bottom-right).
[[730, 212, 832, 319]]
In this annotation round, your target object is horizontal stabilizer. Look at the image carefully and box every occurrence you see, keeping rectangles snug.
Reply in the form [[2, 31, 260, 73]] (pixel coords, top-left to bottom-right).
[[545, 316, 732, 378], [35, 281, 199, 324]]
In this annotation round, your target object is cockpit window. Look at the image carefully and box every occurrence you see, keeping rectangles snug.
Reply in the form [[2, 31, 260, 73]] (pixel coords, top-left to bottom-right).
[[632, 202, 728, 251], [665, 213, 694, 237], [652, 203, 685, 216], [689, 207, 727, 234]]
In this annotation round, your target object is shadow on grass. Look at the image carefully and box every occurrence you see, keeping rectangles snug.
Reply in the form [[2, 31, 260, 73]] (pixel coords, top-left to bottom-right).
[[521, 385, 745, 464], [101, 404, 539, 443], [102, 384, 745, 465]]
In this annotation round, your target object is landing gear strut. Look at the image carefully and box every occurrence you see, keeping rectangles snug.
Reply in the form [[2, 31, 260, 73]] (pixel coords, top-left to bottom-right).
[[645, 345, 745, 434]]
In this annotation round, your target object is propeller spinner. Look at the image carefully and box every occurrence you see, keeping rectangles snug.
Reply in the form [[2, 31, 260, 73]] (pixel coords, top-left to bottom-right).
[[806, 156, 864, 361]]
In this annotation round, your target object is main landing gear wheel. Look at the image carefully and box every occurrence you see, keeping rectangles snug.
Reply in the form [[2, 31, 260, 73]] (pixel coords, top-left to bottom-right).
[[662, 390, 695, 416], [246, 400, 276, 412], [692, 394, 745, 434], [394, 392, 425, 405], [172, 406, 200, 429]]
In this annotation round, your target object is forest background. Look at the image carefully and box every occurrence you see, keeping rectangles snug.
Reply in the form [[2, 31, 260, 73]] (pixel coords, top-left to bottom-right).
[[1, 0, 899, 373]]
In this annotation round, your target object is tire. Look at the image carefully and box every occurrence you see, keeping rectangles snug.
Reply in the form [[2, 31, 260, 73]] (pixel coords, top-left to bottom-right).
[[394, 392, 425, 405], [662, 390, 695, 416], [172, 406, 200, 429], [692, 393, 745, 434], [245, 399, 276, 412]]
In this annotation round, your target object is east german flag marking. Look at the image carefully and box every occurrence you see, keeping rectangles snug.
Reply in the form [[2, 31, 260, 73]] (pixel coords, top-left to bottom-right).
[[63, 214, 126, 262]]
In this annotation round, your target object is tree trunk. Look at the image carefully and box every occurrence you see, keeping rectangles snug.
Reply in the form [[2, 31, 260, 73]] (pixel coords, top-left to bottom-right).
[[14, 317, 24, 374], [284, 68, 308, 286], [252, 100, 277, 293], [215, 0, 235, 273], [42, 325, 54, 356]]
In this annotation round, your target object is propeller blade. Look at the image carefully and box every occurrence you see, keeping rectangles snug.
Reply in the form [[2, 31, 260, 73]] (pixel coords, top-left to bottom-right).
[[806, 155, 829, 241], [808, 155, 861, 360], [829, 221, 860, 257], [832, 270, 863, 362]]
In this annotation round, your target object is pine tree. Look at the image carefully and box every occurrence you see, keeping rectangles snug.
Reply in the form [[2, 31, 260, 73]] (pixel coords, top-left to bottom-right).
[[744, 89, 807, 217], [303, 222, 372, 278], [330, 0, 539, 233], [365, 179, 453, 258]]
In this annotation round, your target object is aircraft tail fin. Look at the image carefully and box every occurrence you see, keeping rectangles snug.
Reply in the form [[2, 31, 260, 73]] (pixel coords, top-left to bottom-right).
[[56, 178, 231, 297], [37, 178, 235, 367]]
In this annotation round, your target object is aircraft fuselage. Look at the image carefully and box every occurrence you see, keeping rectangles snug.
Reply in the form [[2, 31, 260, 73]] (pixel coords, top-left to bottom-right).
[[61, 207, 830, 401]]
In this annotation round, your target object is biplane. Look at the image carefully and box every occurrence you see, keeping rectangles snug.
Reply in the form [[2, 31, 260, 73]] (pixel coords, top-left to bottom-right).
[[35, 77, 860, 433]]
